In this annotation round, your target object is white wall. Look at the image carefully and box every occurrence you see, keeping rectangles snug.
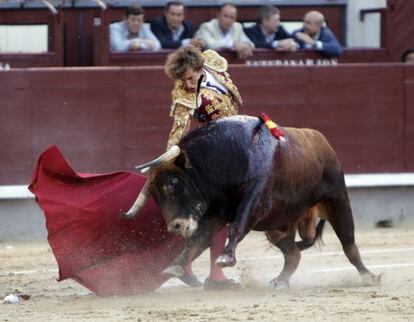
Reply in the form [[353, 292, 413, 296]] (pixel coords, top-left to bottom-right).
[[347, 0, 386, 47], [0, 25, 48, 53]]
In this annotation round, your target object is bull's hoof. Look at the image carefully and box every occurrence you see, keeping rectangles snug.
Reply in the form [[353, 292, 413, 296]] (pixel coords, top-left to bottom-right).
[[269, 278, 289, 290], [215, 254, 236, 268], [362, 272, 382, 286], [162, 265, 185, 278], [204, 278, 241, 291], [179, 274, 203, 287]]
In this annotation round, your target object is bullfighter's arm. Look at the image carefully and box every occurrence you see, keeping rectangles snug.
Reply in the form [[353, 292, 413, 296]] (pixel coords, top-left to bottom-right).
[[167, 105, 191, 150]]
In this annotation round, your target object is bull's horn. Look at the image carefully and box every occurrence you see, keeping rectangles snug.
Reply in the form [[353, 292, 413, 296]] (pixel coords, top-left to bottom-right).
[[120, 178, 151, 219], [135, 145, 180, 173]]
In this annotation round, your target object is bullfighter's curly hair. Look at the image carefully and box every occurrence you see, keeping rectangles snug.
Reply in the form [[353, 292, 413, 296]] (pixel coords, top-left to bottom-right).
[[165, 45, 205, 80]]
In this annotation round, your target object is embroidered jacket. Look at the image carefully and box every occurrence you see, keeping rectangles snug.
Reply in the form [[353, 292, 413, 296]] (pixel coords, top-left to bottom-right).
[[167, 50, 242, 149]]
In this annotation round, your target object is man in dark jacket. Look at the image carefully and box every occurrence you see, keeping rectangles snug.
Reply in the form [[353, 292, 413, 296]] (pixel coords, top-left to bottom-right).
[[244, 5, 298, 52], [150, 1, 204, 49], [293, 11, 342, 57]]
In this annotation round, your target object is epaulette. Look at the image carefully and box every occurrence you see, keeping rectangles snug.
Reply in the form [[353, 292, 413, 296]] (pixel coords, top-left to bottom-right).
[[202, 50, 228, 73], [170, 82, 197, 116]]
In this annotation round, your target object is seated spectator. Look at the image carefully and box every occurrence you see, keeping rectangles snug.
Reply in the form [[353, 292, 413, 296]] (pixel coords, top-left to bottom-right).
[[244, 5, 298, 52], [110, 4, 161, 52], [151, 1, 204, 49], [195, 3, 254, 59], [293, 11, 342, 57], [401, 49, 414, 63]]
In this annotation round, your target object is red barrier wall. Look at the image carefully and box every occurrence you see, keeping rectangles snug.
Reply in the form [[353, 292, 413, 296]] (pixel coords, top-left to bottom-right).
[[406, 66, 414, 170], [95, 48, 391, 67], [0, 64, 413, 185], [387, 0, 414, 61]]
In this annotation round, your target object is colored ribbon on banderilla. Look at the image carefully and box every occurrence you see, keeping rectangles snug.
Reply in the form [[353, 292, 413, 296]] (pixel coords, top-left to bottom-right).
[[259, 113, 286, 142]]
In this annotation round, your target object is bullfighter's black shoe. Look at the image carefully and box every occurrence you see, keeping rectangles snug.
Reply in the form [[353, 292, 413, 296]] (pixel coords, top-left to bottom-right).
[[179, 274, 203, 287], [203, 278, 241, 290]]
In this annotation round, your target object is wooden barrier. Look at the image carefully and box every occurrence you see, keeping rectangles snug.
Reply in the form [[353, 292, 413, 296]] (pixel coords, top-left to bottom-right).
[[95, 48, 391, 67], [0, 64, 413, 185], [0, 12, 64, 68], [386, 0, 414, 61], [406, 66, 414, 169]]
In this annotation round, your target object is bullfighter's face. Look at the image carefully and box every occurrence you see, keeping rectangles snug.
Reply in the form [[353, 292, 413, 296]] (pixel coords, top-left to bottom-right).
[[180, 68, 203, 93], [152, 170, 207, 238]]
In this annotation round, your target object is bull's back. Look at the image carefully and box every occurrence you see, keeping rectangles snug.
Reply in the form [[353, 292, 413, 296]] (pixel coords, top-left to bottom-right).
[[283, 127, 338, 165], [180, 116, 258, 188], [269, 127, 344, 201]]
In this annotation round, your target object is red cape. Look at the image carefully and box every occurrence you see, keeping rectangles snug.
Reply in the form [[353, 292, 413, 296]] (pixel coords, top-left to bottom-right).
[[28, 146, 184, 296]]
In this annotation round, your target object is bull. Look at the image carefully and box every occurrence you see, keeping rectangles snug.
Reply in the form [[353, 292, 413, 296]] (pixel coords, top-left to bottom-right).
[[122, 115, 379, 288]]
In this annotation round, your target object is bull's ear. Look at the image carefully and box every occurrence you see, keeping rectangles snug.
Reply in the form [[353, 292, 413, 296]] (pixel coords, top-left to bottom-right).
[[175, 150, 192, 170]]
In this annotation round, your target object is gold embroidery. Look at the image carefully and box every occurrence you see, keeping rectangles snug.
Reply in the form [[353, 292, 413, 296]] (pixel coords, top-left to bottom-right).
[[214, 72, 243, 109], [199, 88, 236, 117], [167, 105, 191, 149], [170, 82, 197, 115], [202, 50, 228, 73]]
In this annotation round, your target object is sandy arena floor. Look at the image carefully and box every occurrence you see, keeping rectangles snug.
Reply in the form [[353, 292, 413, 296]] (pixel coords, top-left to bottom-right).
[[1, 225, 413, 321]]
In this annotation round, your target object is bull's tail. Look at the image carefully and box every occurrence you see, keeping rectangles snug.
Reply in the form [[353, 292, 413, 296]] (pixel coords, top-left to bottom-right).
[[296, 219, 326, 251]]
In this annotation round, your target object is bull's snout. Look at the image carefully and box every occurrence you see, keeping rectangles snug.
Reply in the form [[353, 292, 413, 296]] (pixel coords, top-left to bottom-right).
[[167, 217, 198, 238]]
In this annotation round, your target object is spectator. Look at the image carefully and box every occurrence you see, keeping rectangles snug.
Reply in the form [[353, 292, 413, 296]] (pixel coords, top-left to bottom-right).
[[244, 5, 298, 52], [150, 1, 204, 49], [195, 3, 254, 59], [164, 45, 243, 290], [293, 11, 342, 57], [402, 48, 414, 63], [110, 4, 161, 52]]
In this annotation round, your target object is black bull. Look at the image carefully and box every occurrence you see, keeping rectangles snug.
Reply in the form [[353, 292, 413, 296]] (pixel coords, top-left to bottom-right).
[[123, 115, 379, 288]]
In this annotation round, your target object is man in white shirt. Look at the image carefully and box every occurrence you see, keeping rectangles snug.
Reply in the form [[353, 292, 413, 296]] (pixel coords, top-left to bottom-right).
[[110, 4, 161, 52], [196, 3, 254, 59]]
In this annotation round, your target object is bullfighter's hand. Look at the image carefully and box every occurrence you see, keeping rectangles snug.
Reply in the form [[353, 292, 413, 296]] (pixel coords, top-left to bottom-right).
[[295, 32, 316, 46]]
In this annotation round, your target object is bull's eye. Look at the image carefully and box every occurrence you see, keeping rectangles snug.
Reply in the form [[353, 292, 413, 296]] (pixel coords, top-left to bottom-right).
[[167, 178, 179, 190], [163, 177, 179, 194]]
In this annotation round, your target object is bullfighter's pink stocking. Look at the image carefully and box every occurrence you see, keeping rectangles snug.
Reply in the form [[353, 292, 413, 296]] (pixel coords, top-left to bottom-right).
[[208, 226, 228, 281]]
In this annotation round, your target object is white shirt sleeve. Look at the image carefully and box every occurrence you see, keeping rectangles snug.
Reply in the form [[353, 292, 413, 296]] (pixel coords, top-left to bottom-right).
[[110, 22, 161, 52], [109, 22, 132, 52]]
